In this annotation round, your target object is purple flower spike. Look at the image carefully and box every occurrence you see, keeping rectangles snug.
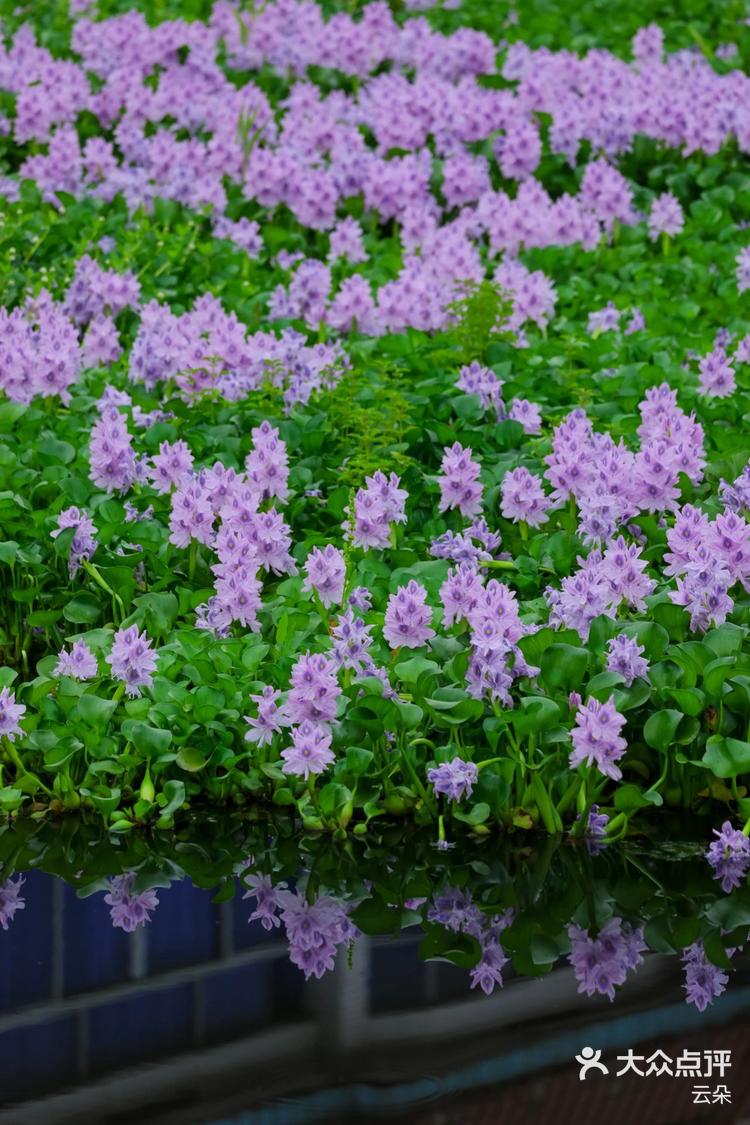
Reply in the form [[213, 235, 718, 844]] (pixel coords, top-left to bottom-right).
[[428, 757, 478, 802], [104, 873, 159, 932], [706, 821, 750, 894]]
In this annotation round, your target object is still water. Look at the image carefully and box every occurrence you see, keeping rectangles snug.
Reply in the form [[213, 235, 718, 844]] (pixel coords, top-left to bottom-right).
[[0, 818, 748, 1125]]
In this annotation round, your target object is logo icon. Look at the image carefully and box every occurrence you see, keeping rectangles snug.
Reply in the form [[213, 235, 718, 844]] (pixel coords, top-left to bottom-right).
[[576, 1046, 609, 1080]]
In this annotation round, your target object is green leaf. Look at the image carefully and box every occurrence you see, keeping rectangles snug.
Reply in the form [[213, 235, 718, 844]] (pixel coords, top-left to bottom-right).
[[63, 594, 102, 624], [394, 655, 440, 685], [121, 720, 172, 757], [351, 896, 402, 935], [643, 709, 684, 753], [702, 736, 750, 779], [77, 694, 118, 727], [176, 746, 209, 772], [419, 922, 482, 967], [540, 644, 589, 692], [344, 746, 374, 776], [156, 779, 186, 823]]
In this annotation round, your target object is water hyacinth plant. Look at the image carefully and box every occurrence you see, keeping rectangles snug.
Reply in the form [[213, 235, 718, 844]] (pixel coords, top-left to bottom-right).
[[0, 0, 749, 859]]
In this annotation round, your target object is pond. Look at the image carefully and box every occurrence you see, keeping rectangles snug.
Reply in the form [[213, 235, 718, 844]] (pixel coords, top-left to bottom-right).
[[0, 817, 748, 1123]]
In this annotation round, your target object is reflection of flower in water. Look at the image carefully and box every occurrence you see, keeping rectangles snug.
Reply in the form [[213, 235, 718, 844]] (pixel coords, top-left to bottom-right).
[[0, 875, 25, 930], [568, 917, 647, 1002], [428, 885, 514, 995], [104, 873, 159, 932], [682, 941, 729, 1012], [706, 821, 750, 894], [243, 875, 359, 980], [242, 873, 287, 931], [277, 890, 359, 980]]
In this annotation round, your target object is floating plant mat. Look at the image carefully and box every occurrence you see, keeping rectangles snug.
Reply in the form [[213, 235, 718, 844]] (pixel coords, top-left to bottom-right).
[[0, 816, 747, 1014], [2, 0, 750, 874]]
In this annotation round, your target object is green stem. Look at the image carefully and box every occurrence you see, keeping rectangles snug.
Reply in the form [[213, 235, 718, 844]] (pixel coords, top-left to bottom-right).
[[84, 561, 125, 624]]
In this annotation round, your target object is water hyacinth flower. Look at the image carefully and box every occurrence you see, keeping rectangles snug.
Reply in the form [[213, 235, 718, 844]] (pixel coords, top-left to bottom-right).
[[737, 246, 750, 294], [569, 695, 628, 780], [0, 875, 25, 929], [244, 685, 284, 747], [106, 625, 158, 697], [149, 440, 194, 493], [245, 420, 290, 503], [437, 442, 483, 518], [51, 506, 97, 577], [706, 821, 750, 893], [647, 191, 683, 239], [88, 406, 137, 494], [568, 918, 647, 1001], [345, 470, 407, 551], [55, 640, 98, 680], [243, 872, 286, 931], [103, 873, 159, 932], [500, 466, 549, 528], [303, 544, 346, 608], [286, 652, 340, 725], [383, 580, 436, 649], [277, 889, 358, 980], [698, 346, 736, 398], [0, 687, 25, 742], [682, 941, 729, 1011], [281, 720, 334, 779], [456, 361, 503, 414], [605, 633, 650, 685], [428, 757, 478, 802]]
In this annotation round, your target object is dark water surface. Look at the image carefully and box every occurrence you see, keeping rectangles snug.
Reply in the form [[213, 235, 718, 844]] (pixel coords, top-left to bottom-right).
[[0, 821, 748, 1125]]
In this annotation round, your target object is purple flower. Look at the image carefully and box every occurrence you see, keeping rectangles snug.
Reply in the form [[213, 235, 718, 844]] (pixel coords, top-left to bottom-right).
[[648, 192, 684, 239], [698, 346, 736, 399], [706, 821, 750, 894], [51, 506, 97, 577], [428, 757, 478, 802], [737, 247, 750, 294], [587, 302, 620, 335], [169, 479, 215, 548], [286, 652, 340, 725], [346, 471, 408, 550], [438, 442, 483, 518], [103, 873, 159, 932], [331, 607, 374, 673], [348, 586, 372, 612], [0, 687, 25, 742], [149, 440, 194, 494], [243, 872, 286, 931], [277, 889, 358, 980], [500, 466, 549, 527], [281, 721, 334, 779], [682, 942, 728, 1011], [470, 942, 509, 995], [625, 307, 645, 334], [106, 625, 158, 697], [569, 695, 627, 780], [440, 562, 484, 627], [244, 685, 284, 747], [55, 640, 98, 680], [89, 405, 137, 494], [383, 580, 435, 649], [456, 361, 503, 414], [0, 875, 25, 929], [507, 397, 542, 434], [605, 633, 649, 686], [303, 545, 346, 608], [568, 918, 646, 1001], [245, 421, 290, 503], [586, 804, 610, 840]]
